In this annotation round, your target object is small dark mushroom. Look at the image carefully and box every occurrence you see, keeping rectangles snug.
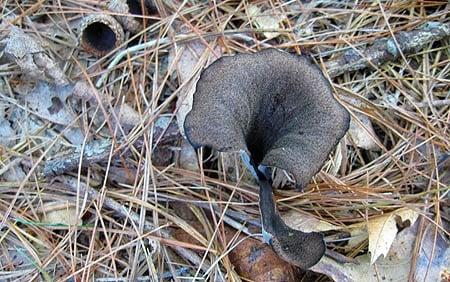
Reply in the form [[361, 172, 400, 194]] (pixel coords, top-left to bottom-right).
[[184, 48, 350, 268]]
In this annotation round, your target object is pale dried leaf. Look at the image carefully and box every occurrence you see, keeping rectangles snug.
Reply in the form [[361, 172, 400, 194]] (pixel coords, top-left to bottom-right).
[[311, 220, 419, 282], [169, 39, 220, 136], [283, 210, 339, 232], [415, 222, 450, 281], [22, 81, 76, 126], [2, 26, 69, 85], [348, 115, 380, 150], [176, 77, 198, 137], [248, 5, 281, 40], [40, 202, 81, 227], [368, 207, 419, 264]]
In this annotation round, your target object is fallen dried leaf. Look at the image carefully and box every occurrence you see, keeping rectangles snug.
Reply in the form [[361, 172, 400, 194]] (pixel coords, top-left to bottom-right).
[[40, 202, 81, 227], [172, 221, 300, 281], [169, 39, 220, 136], [368, 207, 419, 264], [248, 5, 282, 40], [1, 26, 69, 85], [20, 80, 76, 126], [415, 221, 450, 281], [348, 115, 380, 151], [311, 219, 420, 282]]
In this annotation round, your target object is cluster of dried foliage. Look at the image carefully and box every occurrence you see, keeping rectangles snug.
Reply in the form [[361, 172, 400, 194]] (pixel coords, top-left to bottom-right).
[[0, 0, 448, 281]]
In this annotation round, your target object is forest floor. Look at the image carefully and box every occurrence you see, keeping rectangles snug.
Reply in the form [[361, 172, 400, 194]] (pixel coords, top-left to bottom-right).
[[0, 1, 449, 281]]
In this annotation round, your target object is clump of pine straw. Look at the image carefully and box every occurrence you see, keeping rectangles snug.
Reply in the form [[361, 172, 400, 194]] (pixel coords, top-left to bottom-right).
[[0, 0, 448, 281]]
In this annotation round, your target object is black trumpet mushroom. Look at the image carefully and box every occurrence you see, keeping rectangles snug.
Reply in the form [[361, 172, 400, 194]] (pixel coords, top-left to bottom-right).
[[184, 48, 350, 269]]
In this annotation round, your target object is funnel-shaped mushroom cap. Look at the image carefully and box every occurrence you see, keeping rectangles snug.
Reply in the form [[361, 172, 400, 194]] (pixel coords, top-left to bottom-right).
[[184, 49, 349, 187]]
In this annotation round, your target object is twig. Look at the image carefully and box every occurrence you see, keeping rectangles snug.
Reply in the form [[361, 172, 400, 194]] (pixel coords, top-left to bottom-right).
[[43, 139, 116, 177], [325, 22, 450, 78]]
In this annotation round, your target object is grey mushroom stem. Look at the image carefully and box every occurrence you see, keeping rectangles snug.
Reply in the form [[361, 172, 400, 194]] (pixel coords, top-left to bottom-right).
[[256, 168, 326, 269]]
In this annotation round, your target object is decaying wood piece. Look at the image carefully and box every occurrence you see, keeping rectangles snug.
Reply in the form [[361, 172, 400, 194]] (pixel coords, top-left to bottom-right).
[[43, 117, 180, 177], [325, 22, 450, 78], [43, 139, 117, 177]]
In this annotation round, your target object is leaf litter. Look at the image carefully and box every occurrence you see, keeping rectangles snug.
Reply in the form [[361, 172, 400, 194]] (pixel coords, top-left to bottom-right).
[[0, 1, 449, 281]]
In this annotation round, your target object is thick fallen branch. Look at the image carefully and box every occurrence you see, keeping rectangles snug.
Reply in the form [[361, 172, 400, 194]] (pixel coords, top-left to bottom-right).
[[43, 117, 180, 177], [325, 22, 450, 77]]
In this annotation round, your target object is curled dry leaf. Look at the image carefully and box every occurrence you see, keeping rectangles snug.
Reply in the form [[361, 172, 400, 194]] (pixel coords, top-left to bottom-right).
[[169, 38, 220, 136], [1, 26, 69, 85], [172, 221, 300, 282]]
